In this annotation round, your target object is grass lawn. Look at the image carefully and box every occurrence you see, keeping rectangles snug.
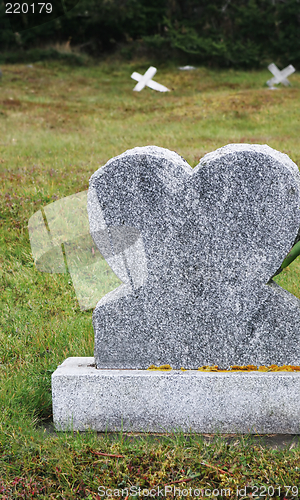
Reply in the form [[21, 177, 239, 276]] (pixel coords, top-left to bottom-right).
[[1, 59, 300, 498]]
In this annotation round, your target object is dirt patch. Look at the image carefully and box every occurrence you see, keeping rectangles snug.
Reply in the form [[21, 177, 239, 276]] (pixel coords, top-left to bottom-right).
[[2, 99, 21, 107]]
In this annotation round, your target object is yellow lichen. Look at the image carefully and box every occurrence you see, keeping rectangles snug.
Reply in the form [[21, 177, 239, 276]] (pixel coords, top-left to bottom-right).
[[230, 365, 258, 371], [147, 364, 300, 372], [147, 364, 172, 371], [198, 365, 220, 372], [258, 365, 268, 372]]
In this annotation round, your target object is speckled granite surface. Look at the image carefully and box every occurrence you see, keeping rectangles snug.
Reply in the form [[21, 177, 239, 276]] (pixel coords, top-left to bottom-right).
[[52, 358, 300, 433], [88, 144, 300, 369]]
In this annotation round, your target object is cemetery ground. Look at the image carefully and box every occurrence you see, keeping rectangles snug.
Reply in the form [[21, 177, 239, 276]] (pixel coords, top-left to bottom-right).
[[1, 59, 300, 498]]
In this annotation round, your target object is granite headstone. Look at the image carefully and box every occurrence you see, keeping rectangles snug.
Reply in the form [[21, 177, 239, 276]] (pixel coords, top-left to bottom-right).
[[87, 144, 300, 369]]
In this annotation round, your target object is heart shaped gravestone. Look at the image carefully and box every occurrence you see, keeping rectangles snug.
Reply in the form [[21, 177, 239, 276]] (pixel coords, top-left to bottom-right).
[[88, 144, 300, 369]]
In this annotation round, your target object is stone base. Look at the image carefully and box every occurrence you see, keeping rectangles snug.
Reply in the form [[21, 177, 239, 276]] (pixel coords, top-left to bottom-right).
[[52, 357, 300, 434]]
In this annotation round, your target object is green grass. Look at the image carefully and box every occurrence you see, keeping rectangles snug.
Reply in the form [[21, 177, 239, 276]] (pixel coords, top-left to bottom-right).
[[1, 59, 300, 498]]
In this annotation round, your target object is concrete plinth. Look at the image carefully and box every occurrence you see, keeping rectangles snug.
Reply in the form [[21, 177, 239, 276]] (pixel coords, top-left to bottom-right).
[[52, 357, 300, 433]]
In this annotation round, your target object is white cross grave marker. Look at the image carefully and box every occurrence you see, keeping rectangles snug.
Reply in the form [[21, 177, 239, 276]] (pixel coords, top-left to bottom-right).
[[131, 66, 170, 92], [267, 63, 296, 89]]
